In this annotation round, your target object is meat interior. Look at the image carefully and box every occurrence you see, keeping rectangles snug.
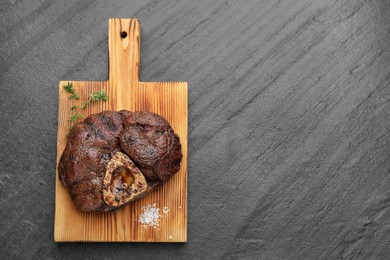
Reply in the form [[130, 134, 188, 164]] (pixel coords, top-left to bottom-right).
[[58, 110, 182, 212]]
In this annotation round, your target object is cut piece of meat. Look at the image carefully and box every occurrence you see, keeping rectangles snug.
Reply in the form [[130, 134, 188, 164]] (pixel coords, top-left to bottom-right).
[[102, 152, 148, 208], [57, 110, 182, 212]]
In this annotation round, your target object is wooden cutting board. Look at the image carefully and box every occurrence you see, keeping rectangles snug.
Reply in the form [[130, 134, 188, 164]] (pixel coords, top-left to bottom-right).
[[54, 18, 187, 242]]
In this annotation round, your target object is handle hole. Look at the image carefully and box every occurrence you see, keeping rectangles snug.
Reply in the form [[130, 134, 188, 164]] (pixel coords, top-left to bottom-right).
[[120, 31, 127, 38]]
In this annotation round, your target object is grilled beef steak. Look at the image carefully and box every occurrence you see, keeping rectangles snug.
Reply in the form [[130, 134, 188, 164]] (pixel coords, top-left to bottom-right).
[[58, 110, 182, 212]]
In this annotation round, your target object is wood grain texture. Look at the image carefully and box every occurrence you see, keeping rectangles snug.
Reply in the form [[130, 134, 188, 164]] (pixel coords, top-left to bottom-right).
[[54, 18, 188, 242], [2, 0, 390, 259]]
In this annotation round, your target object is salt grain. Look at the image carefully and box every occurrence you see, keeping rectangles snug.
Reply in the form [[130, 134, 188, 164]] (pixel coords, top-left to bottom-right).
[[139, 203, 170, 229], [139, 203, 161, 228]]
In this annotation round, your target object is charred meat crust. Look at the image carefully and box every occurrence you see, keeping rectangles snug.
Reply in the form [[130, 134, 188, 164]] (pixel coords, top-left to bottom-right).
[[58, 110, 182, 212], [118, 110, 183, 181]]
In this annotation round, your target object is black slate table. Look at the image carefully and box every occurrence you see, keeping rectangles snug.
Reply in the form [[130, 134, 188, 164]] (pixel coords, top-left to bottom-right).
[[1, 0, 390, 259]]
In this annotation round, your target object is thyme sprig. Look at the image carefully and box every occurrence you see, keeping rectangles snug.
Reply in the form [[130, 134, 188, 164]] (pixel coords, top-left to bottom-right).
[[80, 90, 108, 110], [63, 82, 108, 132], [63, 82, 80, 100], [68, 105, 83, 131]]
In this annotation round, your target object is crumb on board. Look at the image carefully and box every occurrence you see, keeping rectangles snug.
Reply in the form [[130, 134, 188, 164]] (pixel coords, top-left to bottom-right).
[[163, 206, 170, 215]]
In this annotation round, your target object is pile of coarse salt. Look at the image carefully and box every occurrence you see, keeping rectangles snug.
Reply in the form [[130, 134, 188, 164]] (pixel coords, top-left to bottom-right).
[[139, 203, 169, 229]]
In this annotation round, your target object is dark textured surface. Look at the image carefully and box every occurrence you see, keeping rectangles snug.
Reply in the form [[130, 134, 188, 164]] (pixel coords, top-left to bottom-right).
[[1, 0, 390, 259]]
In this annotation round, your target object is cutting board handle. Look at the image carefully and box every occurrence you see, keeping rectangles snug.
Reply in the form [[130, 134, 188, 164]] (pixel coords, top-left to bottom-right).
[[108, 18, 140, 85]]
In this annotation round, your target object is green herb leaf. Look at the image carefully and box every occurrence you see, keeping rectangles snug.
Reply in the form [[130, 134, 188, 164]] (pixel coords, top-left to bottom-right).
[[100, 90, 108, 101], [88, 90, 108, 102], [68, 93, 80, 100], [65, 88, 108, 133], [63, 82, 75, 93], [76, 112, 83, 119], [88, 92, 100, 102]]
